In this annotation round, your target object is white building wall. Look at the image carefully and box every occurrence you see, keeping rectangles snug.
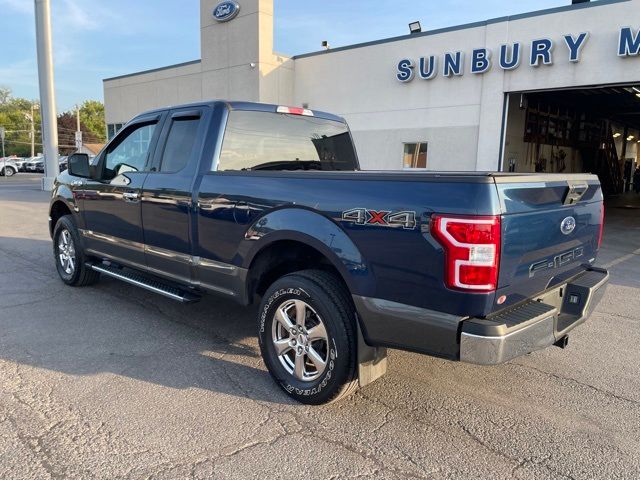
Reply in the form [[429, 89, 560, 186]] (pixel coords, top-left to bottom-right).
[[293, 0, 640, 170], [104, 0, 640, 170], [104, 61, 203, 124], [105, 0, 291, 125]]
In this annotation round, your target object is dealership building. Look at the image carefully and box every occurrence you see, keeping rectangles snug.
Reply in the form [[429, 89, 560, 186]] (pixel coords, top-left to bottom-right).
[[104, 0, 640, 193]]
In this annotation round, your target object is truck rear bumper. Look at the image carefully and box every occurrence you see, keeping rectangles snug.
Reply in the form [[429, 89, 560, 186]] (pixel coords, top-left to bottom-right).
[[353, 267, 608, 364], [459, 267, 609, 365]]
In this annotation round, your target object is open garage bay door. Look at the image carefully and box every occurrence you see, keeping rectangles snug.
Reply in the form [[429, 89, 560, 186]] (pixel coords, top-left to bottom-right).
[[502, 84, 640, 195]]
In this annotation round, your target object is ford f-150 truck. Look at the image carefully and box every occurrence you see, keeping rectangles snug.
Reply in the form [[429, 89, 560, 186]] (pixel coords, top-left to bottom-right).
[[50, 101, 608, 404]]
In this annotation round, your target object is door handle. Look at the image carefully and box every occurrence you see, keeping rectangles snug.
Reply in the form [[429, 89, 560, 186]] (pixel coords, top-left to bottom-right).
[[122, 191, 140, 202]]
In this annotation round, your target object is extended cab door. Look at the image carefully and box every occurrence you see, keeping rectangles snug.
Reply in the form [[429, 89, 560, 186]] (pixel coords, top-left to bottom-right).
[[140, 106, 208, 283], [79, 113, 164, 267]]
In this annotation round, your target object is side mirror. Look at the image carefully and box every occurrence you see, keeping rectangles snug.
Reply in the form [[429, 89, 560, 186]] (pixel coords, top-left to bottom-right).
[[67, 153, 91, 178]]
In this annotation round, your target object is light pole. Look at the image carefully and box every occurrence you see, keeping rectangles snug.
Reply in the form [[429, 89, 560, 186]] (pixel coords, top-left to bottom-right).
[[34, 0, 59, 190]]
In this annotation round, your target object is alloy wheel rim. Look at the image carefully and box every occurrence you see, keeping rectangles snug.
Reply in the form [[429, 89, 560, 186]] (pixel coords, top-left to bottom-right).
[[58, 229, 76, 275], [271, 299, 329, 382]]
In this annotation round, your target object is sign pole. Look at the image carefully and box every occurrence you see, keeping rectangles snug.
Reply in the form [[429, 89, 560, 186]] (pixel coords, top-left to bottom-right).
[[34, 0, 59, 191]]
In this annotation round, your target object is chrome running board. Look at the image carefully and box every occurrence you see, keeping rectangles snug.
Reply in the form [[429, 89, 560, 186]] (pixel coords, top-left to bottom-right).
[[88, 263, 201, 303]]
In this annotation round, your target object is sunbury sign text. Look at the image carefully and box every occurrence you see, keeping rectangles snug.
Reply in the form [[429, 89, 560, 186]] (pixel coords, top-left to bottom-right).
[[396, 27, 640, 82]]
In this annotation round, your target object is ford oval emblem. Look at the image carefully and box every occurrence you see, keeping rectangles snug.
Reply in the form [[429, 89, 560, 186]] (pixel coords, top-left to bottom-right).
[[213, 1, 240, 22], [560, 216, 576, 235]]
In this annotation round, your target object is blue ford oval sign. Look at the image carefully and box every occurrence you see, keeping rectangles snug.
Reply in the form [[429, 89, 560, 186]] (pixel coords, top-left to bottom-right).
[[213, 1, 240, 22]]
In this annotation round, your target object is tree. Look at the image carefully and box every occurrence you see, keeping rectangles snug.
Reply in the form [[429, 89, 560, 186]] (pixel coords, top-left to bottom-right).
[[79, 100, 106, 143], [0, 86, 11, 105], [0, 91, 42, 157], [0, 93, 106, 157], [56, 110, 105, 154]]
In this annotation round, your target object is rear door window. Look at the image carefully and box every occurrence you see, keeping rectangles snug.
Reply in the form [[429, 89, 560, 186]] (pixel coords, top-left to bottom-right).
[[159, 116, 201, 173], [217, 110, 358, 171]]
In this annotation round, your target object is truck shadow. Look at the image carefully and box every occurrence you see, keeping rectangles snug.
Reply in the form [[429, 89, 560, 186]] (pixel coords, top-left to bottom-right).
[[1, 229, 636, 408], [0, 236, 295, 406]]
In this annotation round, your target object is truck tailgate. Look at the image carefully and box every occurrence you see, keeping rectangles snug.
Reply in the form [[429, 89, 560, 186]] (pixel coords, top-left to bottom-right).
[[494, 176, 603, 311]]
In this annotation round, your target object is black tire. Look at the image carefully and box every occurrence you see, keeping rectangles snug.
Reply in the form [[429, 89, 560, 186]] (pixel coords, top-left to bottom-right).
[[3, 166, 16, 177], [258, 269, 359, 405], [53, 215, 100, 286]]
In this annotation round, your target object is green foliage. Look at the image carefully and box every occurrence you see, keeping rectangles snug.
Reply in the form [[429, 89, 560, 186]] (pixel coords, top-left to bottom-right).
[[0, 87, 106, 157], [0, 86, 11, 105], [79, 100, 106, 143], [57, 107, 105, 154], [0, 87, 42, 157]]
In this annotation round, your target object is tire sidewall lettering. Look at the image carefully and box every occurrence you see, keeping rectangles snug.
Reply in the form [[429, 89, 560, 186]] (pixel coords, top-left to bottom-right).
[[259, 287, 308, 334], [282, 351, 335, 396], [260, 286, 337, 396]]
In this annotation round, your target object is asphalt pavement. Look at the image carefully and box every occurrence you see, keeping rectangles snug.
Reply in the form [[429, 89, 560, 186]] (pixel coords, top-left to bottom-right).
[[1, 173, 639, 479]]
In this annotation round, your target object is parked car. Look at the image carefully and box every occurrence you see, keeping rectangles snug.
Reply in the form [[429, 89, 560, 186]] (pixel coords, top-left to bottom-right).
[[25, 157, 37, 172], [49, 101, 608, 405], [26, 157, 44, 173], [0, 157, 19, 177], [58, 156, 68, 172], [23, 156, 35, 169], [9, 157, 28, 172]]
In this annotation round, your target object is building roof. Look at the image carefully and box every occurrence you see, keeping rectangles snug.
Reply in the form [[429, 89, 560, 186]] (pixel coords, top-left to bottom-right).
[[82, 143, 105, 155], [293, 0, 629, 59], [101, 0, 629, 82], [103, 60, 201, 83]]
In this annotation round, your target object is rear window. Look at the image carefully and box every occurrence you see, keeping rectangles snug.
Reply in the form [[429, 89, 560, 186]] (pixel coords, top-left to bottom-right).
[[217, 110, 358, 171]]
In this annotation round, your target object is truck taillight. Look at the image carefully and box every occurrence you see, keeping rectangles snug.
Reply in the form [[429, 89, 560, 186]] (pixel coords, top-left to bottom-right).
[[598, 205, 605, 249], [430, 215, 501, 292]]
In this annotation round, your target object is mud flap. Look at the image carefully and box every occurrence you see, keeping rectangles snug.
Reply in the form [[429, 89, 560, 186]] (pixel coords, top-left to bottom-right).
[[356, 319, 387, 387]]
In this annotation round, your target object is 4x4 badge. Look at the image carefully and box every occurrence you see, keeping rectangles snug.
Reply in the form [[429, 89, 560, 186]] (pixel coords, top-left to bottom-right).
[[342, 208, 417, 230]]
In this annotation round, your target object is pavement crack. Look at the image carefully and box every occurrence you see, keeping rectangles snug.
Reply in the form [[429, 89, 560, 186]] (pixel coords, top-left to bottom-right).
[[511, 363, 640, 407], [1, 294, 58, 310], [458, 421, 576, 480], [307, 433, 434, 479]]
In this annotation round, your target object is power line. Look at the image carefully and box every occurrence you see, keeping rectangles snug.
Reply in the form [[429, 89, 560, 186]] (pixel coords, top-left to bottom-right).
[[4, 140, 43, 146]]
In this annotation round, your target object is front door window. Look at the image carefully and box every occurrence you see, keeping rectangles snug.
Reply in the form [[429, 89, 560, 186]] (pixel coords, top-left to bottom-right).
[[104, 123, 157, 180]]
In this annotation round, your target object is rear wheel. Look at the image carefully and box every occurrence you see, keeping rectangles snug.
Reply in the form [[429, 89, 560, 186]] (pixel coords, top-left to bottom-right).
[[258, 270, 358, 404], [2, 166, 15, 177], [53, 215, 100, 286]]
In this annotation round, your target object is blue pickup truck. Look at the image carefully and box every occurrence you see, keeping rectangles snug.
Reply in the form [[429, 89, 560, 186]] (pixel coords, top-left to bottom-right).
[[50, 101, 608, 404]]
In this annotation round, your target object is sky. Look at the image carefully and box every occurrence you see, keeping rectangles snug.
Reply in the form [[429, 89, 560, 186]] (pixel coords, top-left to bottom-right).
[[0, 0, 569, 112]]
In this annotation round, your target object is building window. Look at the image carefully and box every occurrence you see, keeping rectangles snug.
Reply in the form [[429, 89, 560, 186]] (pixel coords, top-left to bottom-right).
[[104, 122, 157, 175], [403, 142, 428, 168], [107, 123, 126, 141]]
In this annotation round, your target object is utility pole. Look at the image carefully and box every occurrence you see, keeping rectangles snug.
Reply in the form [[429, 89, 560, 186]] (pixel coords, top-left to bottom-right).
[[0, 127, 5, 178], [0, 127, 5, 158], [34, 0, 59, 191], [75, 104, 83, 151], [29, 104, 38, 157]]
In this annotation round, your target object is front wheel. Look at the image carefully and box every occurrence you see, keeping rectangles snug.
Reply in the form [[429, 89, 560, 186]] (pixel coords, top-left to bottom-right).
[[258, 270, 358, 405], [53, 215, 100, 286], [2, 167, 15, 177]]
